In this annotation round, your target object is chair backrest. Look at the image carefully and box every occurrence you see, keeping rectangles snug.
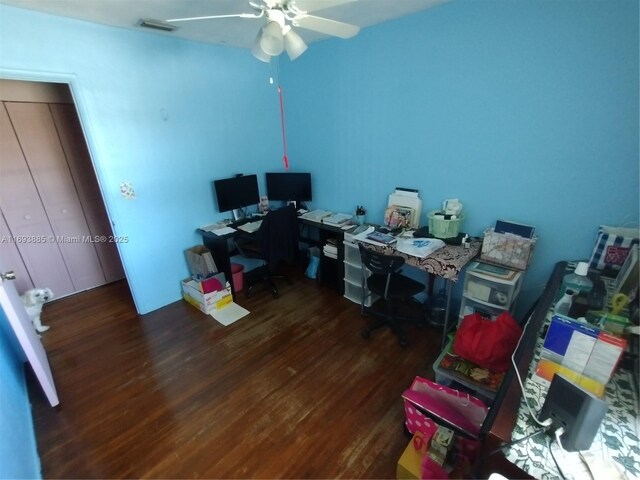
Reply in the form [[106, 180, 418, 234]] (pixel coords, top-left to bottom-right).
[[259, 205, 299, 266], [358, 243, 406, 299], [358, 242, 405, 275]]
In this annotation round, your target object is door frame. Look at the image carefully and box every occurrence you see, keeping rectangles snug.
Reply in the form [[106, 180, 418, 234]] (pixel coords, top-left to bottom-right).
[[0, 67, 138, 311]]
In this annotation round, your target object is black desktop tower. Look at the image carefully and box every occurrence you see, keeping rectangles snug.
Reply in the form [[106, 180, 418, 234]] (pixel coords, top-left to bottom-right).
[[539, 373, 608, 452]]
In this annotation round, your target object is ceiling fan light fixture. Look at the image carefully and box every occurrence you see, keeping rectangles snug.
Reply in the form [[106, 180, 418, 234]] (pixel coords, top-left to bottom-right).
[[251, 30, 271, 63], [260, 21, 284, 56], [284, 28, 307, 61]]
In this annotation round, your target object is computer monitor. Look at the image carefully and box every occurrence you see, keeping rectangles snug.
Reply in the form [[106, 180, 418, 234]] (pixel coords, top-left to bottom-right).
[[265, 172, 312, 206], [213, 174, 260, 218]]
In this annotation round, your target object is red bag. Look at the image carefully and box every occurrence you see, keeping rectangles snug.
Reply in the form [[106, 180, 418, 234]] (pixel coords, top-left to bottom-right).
[[453, 312, 522, 373]]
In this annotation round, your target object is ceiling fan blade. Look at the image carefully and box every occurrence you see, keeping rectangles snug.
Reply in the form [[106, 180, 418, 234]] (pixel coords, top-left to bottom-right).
[[166, 13, 262, 23], [294, 15, 360, 39], [292, 0, 358, 13]]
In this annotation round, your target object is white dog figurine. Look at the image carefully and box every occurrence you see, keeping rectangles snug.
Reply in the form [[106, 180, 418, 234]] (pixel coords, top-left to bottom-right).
[[21, 288, 54, 333]]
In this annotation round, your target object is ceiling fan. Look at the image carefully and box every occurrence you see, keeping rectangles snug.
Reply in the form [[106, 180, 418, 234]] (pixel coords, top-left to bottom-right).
[[166, 0, 360, 62]]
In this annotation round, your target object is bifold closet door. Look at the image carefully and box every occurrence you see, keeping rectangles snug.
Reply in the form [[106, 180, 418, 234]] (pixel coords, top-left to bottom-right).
[[50, 104, 124, 283], [0, 103, 75, 297], [5, 102, 106, 292]]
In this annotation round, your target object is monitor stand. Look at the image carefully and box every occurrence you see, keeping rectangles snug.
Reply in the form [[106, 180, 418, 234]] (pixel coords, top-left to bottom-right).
[[232, 209, 246, 222]]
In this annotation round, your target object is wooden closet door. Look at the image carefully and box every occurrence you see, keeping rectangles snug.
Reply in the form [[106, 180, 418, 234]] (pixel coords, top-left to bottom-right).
[[6, 102, 106, 292], [50, 104, 125, 283], [0, 103, 75, 296]]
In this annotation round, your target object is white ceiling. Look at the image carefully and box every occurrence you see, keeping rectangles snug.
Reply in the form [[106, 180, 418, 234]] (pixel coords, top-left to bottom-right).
[[0, 0, 445, 49]]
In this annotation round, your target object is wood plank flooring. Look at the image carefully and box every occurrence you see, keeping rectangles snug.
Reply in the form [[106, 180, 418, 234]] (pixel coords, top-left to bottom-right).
[[29, 267, 441, 478]]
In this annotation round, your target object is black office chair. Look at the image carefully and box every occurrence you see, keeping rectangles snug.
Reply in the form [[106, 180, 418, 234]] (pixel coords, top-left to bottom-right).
[[234, 205, 299, 298], [358, 243, 427, 347]]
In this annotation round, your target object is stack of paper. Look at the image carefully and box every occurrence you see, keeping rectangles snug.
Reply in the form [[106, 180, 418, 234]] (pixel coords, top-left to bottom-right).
[[388, 187, 422, 229], [395, 238, 445, 258], [322, 213, 353, 226], [237, 220, 262, 233], [323, 238, 338, 259], [300, 209, 331, 222]]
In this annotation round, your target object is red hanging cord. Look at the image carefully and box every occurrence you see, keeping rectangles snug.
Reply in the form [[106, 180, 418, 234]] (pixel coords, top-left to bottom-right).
[[278, 85, 289, 170]]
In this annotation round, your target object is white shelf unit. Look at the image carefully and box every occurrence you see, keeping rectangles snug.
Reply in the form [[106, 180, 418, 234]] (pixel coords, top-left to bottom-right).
[[343, 240, 378, 307], [458, 261, 523, 325]]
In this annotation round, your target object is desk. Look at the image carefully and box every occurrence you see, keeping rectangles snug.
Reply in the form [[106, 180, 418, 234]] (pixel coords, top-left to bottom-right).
[[198, 219, 481, 339], [476, 261, 640, 479], [197, 214, 352, 298], [361, 239, 482, 350]]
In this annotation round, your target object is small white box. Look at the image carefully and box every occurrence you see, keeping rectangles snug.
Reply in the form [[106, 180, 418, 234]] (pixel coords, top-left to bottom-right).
[[181, 278, 232, 314]]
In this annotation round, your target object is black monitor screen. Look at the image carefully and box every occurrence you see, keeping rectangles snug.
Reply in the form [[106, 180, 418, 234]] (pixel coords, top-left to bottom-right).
[[213, 174, 259, 213], [265, 172, 312, 202]]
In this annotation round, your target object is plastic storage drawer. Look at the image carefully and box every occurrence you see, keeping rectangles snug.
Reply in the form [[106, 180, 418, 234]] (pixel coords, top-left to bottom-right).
[[463, 276, 514, 308], [343, 241, 361, 265], [344, 279, 377, 307], [344, 261, 372, 283], [458, 297, 509, 325]]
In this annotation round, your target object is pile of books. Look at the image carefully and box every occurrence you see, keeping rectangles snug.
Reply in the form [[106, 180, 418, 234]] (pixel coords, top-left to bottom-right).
[[323, 238, 338, 259]]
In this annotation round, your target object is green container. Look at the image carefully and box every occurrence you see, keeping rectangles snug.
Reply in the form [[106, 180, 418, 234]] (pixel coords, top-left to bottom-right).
[[428, 211, 464, 239]]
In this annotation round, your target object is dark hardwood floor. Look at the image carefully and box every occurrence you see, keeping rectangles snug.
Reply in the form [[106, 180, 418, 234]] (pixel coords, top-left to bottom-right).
[[29, 266, 442, 478]]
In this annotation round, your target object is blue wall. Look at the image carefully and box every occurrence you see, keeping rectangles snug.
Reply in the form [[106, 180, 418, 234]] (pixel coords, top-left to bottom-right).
[[0, 308, 41, 479], [283, 0, 639, 308], [1, 1, 638, 313], [0, 0, 637, 473], [0, 5, 284, 314]]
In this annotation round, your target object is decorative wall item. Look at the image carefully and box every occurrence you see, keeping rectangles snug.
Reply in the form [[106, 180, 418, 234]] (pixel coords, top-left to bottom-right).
[[119, 182, 136, 200]]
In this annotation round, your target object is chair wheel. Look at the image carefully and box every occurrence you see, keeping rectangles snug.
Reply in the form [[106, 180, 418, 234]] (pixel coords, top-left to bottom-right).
[[361, 329, 371, 339]]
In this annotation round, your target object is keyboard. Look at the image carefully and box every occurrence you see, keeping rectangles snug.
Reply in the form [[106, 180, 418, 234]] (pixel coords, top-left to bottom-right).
[[237, 220, 262, 233]]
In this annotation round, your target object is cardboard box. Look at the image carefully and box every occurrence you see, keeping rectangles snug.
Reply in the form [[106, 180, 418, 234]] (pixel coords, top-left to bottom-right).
[[185, 245, 218, 280], [397, 432, 430, 480], [181, 278, 232, 314]]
